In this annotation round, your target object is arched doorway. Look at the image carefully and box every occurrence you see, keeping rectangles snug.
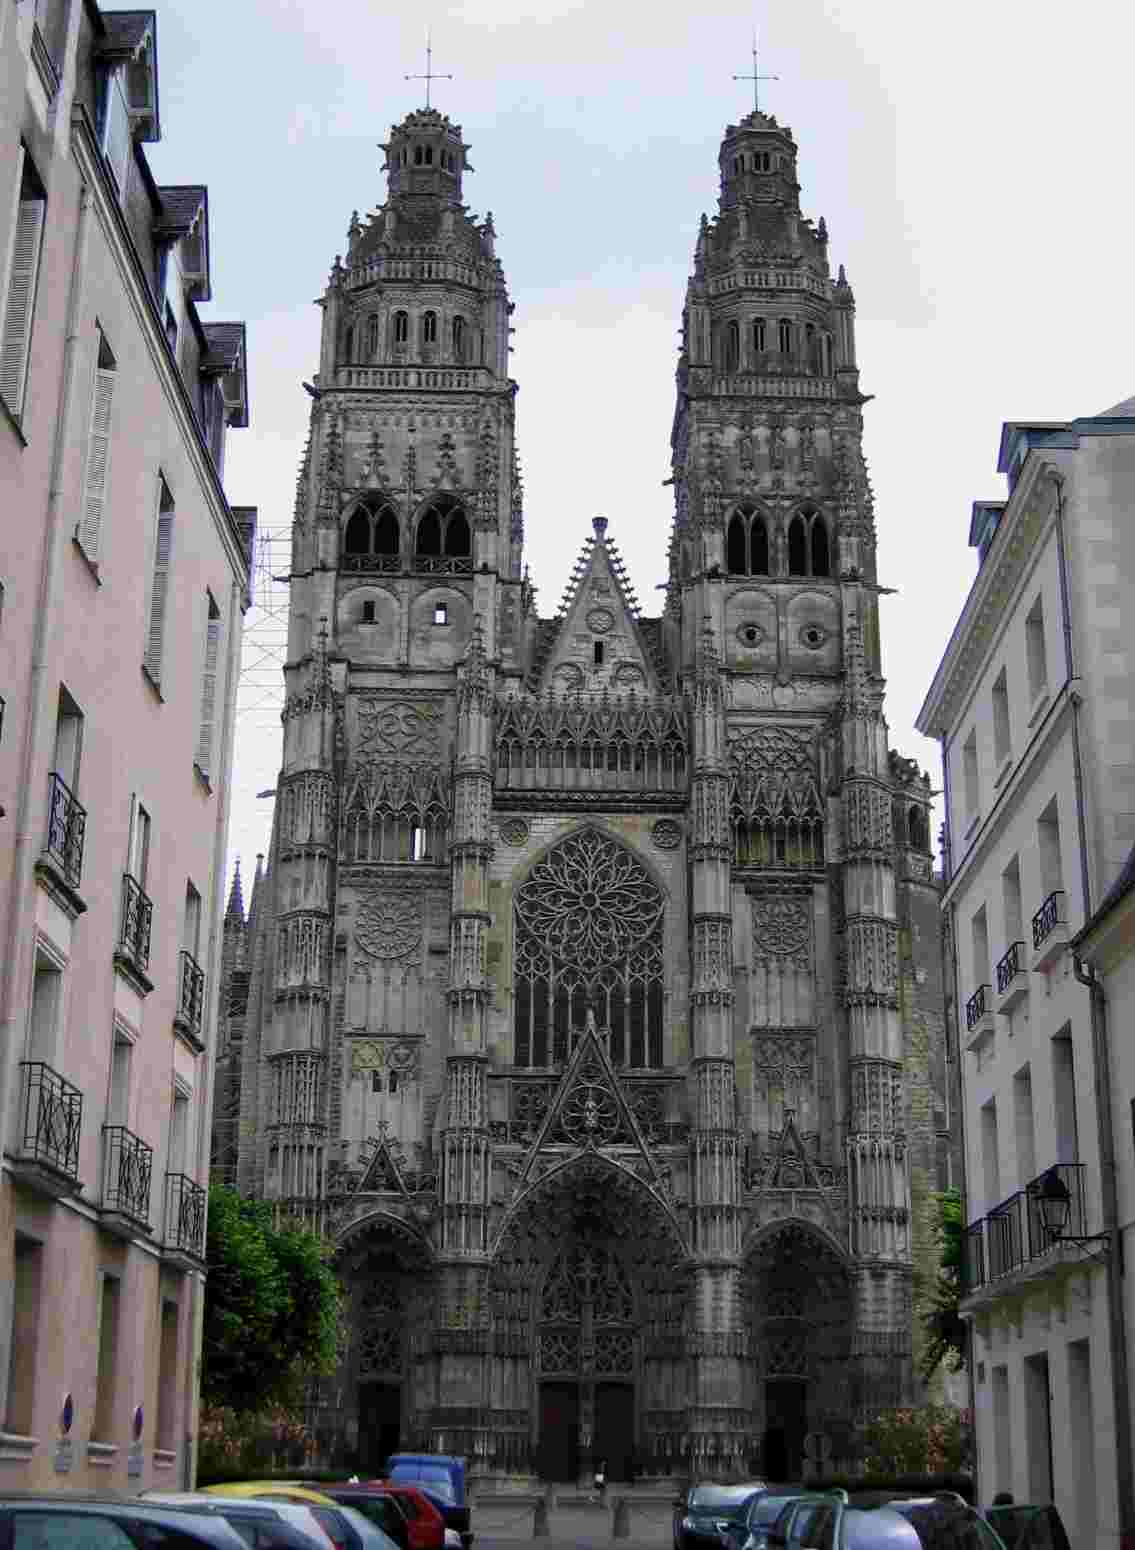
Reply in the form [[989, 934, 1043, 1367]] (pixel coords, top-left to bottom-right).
[[338, 1214, 434, 1474], [744, 1222, 852, 1481], [491, 1155, 687, 1483]]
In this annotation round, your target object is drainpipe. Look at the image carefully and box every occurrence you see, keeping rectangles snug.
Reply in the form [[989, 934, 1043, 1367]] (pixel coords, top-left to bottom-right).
[[1050, 465, 1134, 1547]]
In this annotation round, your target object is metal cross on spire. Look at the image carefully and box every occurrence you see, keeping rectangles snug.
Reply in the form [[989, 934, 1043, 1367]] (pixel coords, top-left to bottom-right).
[[733, 31, 778, 114], [405, 32, 452, 110]]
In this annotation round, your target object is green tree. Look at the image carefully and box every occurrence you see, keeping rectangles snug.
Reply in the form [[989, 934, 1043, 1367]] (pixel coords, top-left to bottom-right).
[[202, 1184, 341, 1415], [920, 1187, 967, 1378]]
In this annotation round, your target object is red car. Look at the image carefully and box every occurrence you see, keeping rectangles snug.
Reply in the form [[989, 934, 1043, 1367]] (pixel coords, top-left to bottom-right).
[[369, 1484, 445, 1550]]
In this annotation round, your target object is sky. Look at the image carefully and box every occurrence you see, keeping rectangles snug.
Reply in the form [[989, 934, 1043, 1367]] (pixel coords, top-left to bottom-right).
[[144, 0, 1135, 887]]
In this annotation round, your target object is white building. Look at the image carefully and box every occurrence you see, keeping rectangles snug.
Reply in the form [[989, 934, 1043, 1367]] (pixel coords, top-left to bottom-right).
[[916, 399, 1135, 1547], [0, 0, 252, 1490]]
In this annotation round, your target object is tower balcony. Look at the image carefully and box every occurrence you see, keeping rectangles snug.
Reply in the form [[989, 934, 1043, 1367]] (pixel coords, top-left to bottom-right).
[[333, 364, 494, 393]]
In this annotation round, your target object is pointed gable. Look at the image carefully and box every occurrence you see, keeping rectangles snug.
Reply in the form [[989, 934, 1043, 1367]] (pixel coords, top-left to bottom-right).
[[519, 1011, 662, 1186], [761, 1112, 827, 1193], [537, 517, 657, 695], [356, 1132, 408, 1195]]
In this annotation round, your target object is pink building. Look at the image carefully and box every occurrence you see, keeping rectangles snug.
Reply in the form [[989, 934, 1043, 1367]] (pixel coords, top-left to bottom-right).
[[0, 0, 252, 1489]]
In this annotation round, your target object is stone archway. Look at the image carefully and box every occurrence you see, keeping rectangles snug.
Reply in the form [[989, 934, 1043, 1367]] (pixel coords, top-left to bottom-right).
[[491, 1155, 688, 1482], [334, 1212, 436, 1472], [743, 1221, 852, 1480]]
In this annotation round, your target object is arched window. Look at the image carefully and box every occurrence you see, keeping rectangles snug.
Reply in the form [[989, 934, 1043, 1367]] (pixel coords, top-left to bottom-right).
[[424, 146, 434, 165], [726, 320, 740, 372], [513, 827, 664, 1068], [810, 515, 830, 577], [422, 311, 438, 346], [908, 804, 929, 852], [393, 311, 409, 346], [753, 318, 766, 355], [342, 500, 400, 571], [788, 514, 808, 575], [361, 599, 376, 624], [367, 314, 379, 357], [342, 326, 354, 364], [805, 322, 816, 370], [414, 146, 423, 166], [415, 495, 469, 568], [452, 316, 466, 361], [777, 318, 793, 355], [726, 506, 770, 576], [821, 334, 833, 376]]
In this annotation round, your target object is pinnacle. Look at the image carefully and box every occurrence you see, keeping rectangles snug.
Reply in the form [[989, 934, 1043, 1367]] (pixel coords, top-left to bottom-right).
[[225, 859, 245, 924]]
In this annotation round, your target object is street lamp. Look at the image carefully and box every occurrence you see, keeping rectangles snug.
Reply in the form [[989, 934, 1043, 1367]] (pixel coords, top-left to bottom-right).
[[1036, 1168, 1071, 1243]]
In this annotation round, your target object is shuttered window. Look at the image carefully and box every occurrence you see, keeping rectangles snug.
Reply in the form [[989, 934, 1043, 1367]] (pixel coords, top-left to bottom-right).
[[76, 331, 116, 562], [144, 482, 174, 684], [195, 594, 222, 778], [0, 152, 47, 422]]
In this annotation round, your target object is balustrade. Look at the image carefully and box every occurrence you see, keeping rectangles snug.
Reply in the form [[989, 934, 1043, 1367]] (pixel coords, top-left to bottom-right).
[[963, 1163, 1089, 1295]]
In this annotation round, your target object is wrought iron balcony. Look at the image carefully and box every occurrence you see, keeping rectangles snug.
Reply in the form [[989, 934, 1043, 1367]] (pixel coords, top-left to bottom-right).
[[118, 872, 153, 973], [163, 1172, 206, 1262], [175, 950, 205, 1047], [45, 771, 86, 890], [995, 940, 1029, 1011], [100, 1125, 153, 1233], [964, 1162, 1090, 1297], [12, 1061, 82, 1194], [1032, 889, 1068, 971], [965, 983, 993, 1040]]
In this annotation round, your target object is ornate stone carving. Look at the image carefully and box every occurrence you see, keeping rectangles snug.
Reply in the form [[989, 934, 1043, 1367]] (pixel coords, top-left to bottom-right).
[[517, 829, 662, 976], [356, 698, 445, 759], [350, 1038, 421, 1079], [752, 894, 812, 960], [354, 889, 422, 963], [586, 607, 615, 634], [651, 818, 682, 850], [498, 817, 530, 847]]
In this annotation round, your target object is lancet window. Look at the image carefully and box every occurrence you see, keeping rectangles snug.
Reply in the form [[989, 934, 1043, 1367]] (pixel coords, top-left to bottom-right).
[[730, 727, 825, 871], [392, 311, 409, 347], [726, 505, 770, 576], [514, 828, 664, 1069], [414, 494, 471, 572], [494, 692, 687, 794], [787, 507, 831, 579], [342, 762, 449, 865], [777, 318, 793, 355], [422, 310, 438, 346], [753, 318, 766, 354], [343, 498, 400, 573], [452, 315, 466, 361], [268, 1051, 325, 1130], [725, 320, 740, 372]]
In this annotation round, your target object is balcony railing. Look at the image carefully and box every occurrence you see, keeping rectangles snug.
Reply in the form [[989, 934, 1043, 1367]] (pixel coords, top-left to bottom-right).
[[965, 983, 991, 1032], [45, 771, 86, 889], [15, 1061, 82, 1178], [1032, 890, 1066, 951], [341, 552, 401, 574], [413, 554, 473, 574], [177, 950, 205, 1040], [164, 1172, 206, 1258], [996, 940, 1026, 995], [101, 1125, 153, 1226], [964, 1163, 1089, 1294], [119, 873, 153, 972]]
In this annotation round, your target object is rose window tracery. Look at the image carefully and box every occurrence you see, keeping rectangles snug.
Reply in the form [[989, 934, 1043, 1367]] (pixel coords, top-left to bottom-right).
[[514, 828, 664, 1068]]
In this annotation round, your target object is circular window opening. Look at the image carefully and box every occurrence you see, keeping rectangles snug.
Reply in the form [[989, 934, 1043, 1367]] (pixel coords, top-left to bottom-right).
[[800, 624, 826, 649], [736, 623, 763, 648]]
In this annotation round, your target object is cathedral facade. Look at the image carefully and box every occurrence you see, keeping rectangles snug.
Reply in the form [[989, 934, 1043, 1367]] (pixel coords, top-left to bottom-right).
[[215, 103, 950, 1484]]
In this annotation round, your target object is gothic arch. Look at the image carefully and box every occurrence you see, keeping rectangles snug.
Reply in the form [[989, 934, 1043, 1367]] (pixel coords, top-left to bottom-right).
[[726, 504, 771, 576], [510, 825, 669, 1070], [413, 494, 470, 564], [492, 1149, 687, 1262], [343, 497, 401, 572]]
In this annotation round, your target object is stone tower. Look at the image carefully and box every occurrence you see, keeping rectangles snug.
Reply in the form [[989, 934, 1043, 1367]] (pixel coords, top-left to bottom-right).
[[222, 102, 950, 1483]]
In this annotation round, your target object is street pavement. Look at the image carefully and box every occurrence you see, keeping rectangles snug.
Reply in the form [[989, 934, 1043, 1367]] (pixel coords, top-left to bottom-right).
[[472, 1496, 673, 1550]]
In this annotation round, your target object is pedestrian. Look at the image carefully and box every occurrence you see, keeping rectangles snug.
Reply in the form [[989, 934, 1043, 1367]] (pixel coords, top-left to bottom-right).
[[594, 1458, 607, 1501], [992, 1491, 1014, 1506]]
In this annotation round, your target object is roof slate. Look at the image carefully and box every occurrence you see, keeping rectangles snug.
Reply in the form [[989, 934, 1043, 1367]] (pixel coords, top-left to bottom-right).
[[99, 9, 153, 56], [157, 185, 205, 234], [202, 322, 244, 369]]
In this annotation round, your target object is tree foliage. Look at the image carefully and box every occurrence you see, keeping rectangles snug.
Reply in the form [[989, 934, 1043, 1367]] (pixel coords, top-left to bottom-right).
[[920, 1187, 967, 1379], [862, 1405, 971, 1475], [203, 1184, 342, 1415]]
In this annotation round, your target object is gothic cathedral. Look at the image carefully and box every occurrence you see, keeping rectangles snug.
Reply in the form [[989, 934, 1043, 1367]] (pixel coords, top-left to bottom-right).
[[214, 102, 951, 1484]]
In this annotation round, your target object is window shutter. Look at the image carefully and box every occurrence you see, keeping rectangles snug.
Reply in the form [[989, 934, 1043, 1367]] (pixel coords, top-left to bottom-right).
[[103, 73, 132, 194], [144, 513, 173, 682], [0, 195, 46, 418], [78, 366, 115, 560], [195, 614, 221, 776]]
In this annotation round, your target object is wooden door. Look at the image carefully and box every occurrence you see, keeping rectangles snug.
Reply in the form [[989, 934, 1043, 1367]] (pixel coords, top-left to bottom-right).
[[538, 1381, 580, 1481], [594, 1381, 635, 1482]]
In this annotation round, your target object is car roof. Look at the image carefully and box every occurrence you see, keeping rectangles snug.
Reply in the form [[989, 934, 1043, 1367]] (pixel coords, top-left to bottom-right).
[[205, 1482, 337, 1504], [0, 1499, 247, 1548]]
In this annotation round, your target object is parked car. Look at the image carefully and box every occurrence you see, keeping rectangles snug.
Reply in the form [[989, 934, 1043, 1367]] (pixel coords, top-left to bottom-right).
[[142, 1491, 331, 1548], [772, 1494, 846, 1550], [769, 1496, 1008, 1550], [384, 1456, 471, 1550], [675, 1483, 768, 1550], [0, 1496, 249, 1549], [986, 1505, 1071, 1550], [315, 1487, 411, 1550], [726, 1489, 809, 1550], [201, 1484, 398, 1550], [367, 1484, 445, 1550]]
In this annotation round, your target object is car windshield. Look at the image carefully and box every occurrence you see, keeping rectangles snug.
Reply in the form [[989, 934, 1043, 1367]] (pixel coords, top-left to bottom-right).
[[690, 1488, 756, 1514], [752, 1495, 798, 1527], [391, 1468, 455, 1502], [889, 1502, 1005, 1549]]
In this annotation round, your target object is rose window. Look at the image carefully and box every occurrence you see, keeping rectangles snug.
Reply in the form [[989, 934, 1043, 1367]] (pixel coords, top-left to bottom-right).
[[514, 828, 664, 1068]]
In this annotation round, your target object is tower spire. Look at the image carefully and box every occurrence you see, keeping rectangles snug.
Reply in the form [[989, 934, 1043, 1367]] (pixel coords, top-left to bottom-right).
[[733, 31, 779, 114]]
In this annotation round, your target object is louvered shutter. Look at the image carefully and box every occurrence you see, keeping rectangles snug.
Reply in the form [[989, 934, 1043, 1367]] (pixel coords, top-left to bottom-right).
[[77, 366, 115, 560], [103, 73, 132, 194], [195, 614, 221, 776], [144, 513, 173, 682], [0, 194, 46, 418]]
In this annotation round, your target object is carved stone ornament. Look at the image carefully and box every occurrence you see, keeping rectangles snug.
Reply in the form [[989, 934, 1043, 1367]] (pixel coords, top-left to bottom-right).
[[356, 699, 445, 760], [586, 607, 615, 634], [552, 663, 585, 691], [350, 1038, 420, 1078], [355, 889, 422, 963], [498, 817, 530, 847], [651, 819, 682, 851], [752, 895, 811, 958], [612, 663, 646, 689]]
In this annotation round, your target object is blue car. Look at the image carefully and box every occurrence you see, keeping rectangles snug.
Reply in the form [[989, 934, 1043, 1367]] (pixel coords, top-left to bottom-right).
[[386, 1453, 472, 1549]]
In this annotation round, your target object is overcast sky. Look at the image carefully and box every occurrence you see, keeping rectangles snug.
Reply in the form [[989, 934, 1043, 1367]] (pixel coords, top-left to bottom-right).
[[145, 0, 1135, 888]]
